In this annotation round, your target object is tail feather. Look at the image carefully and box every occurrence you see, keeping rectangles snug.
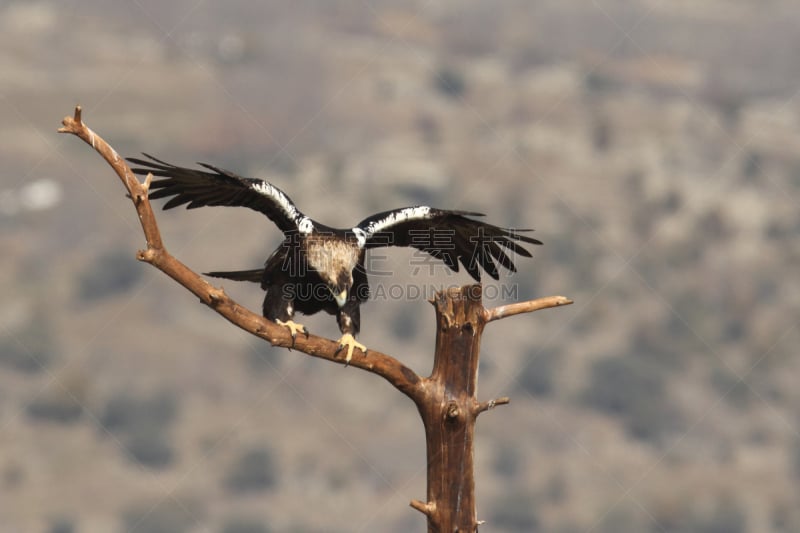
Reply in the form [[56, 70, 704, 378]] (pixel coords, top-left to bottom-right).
[[205, 269, 263, 283]]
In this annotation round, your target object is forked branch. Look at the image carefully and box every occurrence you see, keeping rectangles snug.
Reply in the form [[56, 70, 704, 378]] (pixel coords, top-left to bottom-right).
[[58, 106, 422, 399]]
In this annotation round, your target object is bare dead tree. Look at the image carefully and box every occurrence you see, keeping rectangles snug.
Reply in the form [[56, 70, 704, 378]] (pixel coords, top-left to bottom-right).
[[60, 106, 572, 532]]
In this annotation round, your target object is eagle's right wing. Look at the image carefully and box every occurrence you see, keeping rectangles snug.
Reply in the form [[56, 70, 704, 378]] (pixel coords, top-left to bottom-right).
[[128, 153, 309, 235]]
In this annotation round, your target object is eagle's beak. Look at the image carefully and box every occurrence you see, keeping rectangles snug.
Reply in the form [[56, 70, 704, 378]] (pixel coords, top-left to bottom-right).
[[333, 289, 347, 308]]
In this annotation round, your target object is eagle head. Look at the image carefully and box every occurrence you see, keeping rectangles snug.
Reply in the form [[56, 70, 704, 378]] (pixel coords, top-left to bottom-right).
[[305, 236, 359, 308]]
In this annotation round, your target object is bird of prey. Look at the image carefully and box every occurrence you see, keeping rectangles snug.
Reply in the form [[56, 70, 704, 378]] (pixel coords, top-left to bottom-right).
[[128, 154, 541, 363]]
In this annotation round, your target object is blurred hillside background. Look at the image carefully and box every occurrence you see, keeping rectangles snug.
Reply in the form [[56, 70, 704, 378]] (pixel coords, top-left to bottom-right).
[[1, 1, 799, 532]]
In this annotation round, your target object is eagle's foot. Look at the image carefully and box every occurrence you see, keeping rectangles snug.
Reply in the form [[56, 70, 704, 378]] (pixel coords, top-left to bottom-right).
[[276, 319, 309, 346], [335, 333, 367, 365]]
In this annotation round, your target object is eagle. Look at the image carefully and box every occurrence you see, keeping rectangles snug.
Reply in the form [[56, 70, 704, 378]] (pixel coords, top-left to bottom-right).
[[128, 154, 541, 363]]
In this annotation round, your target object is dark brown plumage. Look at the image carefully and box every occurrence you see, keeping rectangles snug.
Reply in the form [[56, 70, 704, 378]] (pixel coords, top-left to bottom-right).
[[128, 154, 541, 362]]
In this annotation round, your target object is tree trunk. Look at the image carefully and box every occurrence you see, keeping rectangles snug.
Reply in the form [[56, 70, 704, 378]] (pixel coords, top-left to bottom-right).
[[414, 285, 486, 532]]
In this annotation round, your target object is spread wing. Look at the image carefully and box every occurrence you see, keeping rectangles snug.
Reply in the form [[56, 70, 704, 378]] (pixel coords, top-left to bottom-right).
[[356, 206, 541, 281], [127, 153, 308, 234]]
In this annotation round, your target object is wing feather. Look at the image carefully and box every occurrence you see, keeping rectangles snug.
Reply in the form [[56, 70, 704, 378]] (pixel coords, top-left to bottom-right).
[[497, 238, 533, 258], [355, 206, 541, 281], [488, 241, 516, 273], [128, 154, 307, 234], [459, 254, 482, 281]]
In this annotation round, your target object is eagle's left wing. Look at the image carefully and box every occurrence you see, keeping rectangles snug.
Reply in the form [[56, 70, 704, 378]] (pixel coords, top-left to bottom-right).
[[355, 206, 541, 281]]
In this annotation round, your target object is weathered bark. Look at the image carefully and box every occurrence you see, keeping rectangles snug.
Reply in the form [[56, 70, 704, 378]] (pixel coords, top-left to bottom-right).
[[59, 106, 572, 531], [413, 285, 486, 532]]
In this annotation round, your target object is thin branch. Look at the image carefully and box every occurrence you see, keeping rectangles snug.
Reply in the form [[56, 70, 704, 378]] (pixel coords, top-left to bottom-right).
[[59, 106, 423, 401], [474, 396, 510, 416], [59, 106, 163, 250], [483, 295, 573, 323], [409, 499, 436, 517]]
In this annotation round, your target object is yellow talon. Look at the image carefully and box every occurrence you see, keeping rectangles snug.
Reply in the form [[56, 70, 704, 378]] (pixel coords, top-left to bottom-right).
[[335, 333, 367, 365], [276, 319, 309, 345]]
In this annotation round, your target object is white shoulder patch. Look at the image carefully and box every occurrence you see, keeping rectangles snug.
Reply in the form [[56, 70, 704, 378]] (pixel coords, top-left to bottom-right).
[[365, 206, 432, 235], [352, 227, 367, 248], [298, 217, 314, 234], [251, 180, 300, 220]]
